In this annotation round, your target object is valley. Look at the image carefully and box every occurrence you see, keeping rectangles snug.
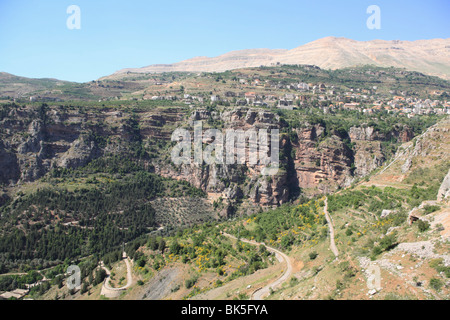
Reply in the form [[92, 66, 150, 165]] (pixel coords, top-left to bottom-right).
[[0, 64, 449, 301]]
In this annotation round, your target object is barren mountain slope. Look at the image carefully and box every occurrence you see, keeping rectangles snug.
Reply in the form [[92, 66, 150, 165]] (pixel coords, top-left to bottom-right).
[[108, 37, 450, 80]]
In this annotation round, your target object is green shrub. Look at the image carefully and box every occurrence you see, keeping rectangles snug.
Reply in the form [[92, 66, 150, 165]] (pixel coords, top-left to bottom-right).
[[429, 278, 443, 291], [185, 275, 198, 289], [417, 220, 430, 232], [423, 205, 440, 215], [309, 251, 318, 260]]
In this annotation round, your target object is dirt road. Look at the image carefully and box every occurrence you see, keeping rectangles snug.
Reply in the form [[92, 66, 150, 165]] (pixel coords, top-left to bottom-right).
[[100, 252, 133, 297], [324, 197, 339, 258], [221, 232, 292, 300]]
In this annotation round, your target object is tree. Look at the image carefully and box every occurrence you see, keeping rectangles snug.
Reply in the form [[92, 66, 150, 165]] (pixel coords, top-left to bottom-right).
[[94, 268, 107, 286], [80, 281, 88, 294], [158, 238, 166, 253], [147, 236, 158, 251], [169, 241, 181, 255]]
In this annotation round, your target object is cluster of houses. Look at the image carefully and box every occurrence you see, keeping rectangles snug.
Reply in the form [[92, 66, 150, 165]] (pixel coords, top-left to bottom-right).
[[336, 96, 450, 117], [386, 97, 450, 116], [142, 79, 449, 117]]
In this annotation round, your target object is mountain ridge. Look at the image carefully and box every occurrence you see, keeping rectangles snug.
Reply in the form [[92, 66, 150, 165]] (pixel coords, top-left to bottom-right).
[[107, 37, 450, 80]]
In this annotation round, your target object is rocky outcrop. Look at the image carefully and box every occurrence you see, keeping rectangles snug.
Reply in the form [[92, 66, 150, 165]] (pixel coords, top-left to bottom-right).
[[438, 169, 450, 202], [349, 124, 413, 177], [399, 120, 450, 175], [58, 136, 99, 169], [0, 104, 423, 216], [155, 107, 289, 212], [349, 126, 380, 141], [17, 119, 44, 154], [0, 141, 20, 185], [291, 124, 354, 195]]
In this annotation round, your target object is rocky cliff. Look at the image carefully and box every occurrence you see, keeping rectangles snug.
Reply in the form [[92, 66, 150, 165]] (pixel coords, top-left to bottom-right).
[[0, 104, 416, 215], [438, 169, 450, 202]]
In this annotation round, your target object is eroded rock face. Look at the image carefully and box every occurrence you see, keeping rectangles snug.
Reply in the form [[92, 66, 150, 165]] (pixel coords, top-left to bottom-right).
[[438, 169, 450, 202], [58, 136, 99, 169], [350, 124, 413, 177], [0, 141, 20, 185], [0, 104, 415, 215], [349, 126, 379, 141], [18, 119, 44, 154], [155, 108, 289, 211], [291, 124, 353, 195]]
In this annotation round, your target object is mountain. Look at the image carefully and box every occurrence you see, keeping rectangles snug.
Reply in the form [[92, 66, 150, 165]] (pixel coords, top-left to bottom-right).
[[108, 37, 450, 80], [0, 72, 71, 98]]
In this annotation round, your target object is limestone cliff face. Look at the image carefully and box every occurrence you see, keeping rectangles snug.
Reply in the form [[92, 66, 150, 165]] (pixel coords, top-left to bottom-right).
[[349, 124, 413, 177], [0, 140, 20, 185], [398, 121, 450, 175], [57, 136, 99, 169], [0, 104, 416, 215], [154, 108, 290, 211], [291, 124, 353, 195], [438, 169, 450, 202]]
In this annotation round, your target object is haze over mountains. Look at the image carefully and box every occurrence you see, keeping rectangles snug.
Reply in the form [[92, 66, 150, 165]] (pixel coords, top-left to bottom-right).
[[109, 37, 450, 80]]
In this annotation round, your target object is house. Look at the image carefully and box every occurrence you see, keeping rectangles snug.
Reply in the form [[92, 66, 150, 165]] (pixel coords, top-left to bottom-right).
[[245, 92, 257, 104], [343, 102, 360, 110], [279, 98, 294, 107], [284, 93, 296, 101], [253, 100, 267, 107], [278, 105, 294, 110], [318, 83, 326, 92], [297, 82, 310, 91]]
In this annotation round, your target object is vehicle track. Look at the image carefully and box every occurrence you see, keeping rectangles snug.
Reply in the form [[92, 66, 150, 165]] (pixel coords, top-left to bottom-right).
[[221, 232, 292, 300]]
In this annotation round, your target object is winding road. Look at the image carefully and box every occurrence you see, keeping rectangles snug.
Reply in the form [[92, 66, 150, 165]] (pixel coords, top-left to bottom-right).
[[221, 232, 292, 300], [100, 252, 133, 297]]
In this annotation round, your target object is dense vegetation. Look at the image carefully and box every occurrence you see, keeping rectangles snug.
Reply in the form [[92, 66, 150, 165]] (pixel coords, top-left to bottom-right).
[[225, 198, 328, 251], [0, 167, 206, 272]]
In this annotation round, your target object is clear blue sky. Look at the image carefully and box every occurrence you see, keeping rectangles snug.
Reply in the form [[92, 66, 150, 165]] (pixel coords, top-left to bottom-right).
[[0, 0, 449, 83]]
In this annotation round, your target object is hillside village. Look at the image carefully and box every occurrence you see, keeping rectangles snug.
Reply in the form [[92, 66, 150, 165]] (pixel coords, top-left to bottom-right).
[[131, 67, 450, 117]]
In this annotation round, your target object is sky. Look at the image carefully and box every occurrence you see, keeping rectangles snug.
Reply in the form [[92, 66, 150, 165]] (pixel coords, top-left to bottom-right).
[[0, 0, 449, 83]]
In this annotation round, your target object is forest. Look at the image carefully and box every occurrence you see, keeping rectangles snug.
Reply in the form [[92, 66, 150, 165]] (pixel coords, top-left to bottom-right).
[[0, 168, 207, 273]]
